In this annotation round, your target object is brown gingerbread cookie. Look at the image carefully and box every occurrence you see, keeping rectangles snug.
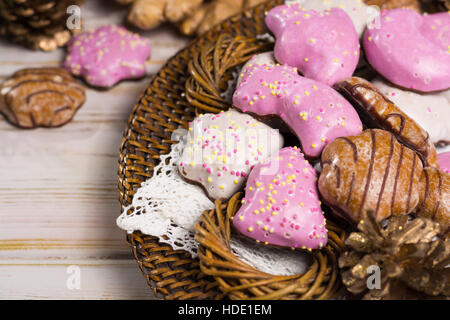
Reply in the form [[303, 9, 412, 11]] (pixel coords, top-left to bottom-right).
[[334, 77, 439, 169], [0, 67, 86, 128], [319, 129, 423, 224], [416, 167, 450, 233], [319, 129, 450, 233]]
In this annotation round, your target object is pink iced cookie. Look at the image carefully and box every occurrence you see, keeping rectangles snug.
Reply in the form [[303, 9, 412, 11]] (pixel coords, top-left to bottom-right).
[[265, 3, 360, 86], [438, 152, 450, 174], [233, 146, 328, 250], [236, 60, 298, 115], [420, 12, 450, 51], [63, 25, 151, 88], [363, 9, 450, 92], [233, 59, 363, 158], [296, 0, 371, 39]]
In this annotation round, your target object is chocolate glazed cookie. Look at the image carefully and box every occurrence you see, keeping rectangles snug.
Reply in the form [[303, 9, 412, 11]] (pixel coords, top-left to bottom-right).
[[334, 77, 439, 169], [319, 129, 450, 233], [0, 67, 86, 128], [319, 129, 423, 224], [416, 167, 450, 234]]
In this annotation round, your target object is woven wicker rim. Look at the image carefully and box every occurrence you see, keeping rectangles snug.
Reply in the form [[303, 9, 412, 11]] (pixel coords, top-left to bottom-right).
[[195, 193, 347, 300]]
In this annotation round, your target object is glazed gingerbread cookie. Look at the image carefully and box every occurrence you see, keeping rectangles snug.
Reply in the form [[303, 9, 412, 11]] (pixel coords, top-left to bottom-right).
[[416, 166, 450, 233], [233, 55, 363, 158], [0, 67, 86, 128], [319, 129, 424, 223], [335, 77, 439, 168], [63, 25, 151, 88], [178, 109, 283, 200], [233, 146, 328, 250], [372, 78, 450, 146], [319, 129, 450, 231], [266, 3, 360, 86], [363, 9, 450, 92]]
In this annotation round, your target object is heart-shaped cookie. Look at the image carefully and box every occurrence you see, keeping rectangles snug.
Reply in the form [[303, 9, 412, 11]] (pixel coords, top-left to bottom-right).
[[232, 147, 328, 250], [233, 58, 362, 158], [266, 3, 360, 86]]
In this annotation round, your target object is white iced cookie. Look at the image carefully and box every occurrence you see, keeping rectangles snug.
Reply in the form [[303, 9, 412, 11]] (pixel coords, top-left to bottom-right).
[[287, 0, 370, 38], [372, 78, 450, 145], [178, 109, 284, 200]]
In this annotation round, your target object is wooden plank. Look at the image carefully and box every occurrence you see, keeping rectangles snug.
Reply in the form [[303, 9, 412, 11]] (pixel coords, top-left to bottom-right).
[[0, 0, 189, 300], [0, 260, 155, 300]]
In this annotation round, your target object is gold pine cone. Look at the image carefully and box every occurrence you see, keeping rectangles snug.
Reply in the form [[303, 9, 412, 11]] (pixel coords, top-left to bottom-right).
[[339, 211, 450, 299], [0, 0, 85, 51]]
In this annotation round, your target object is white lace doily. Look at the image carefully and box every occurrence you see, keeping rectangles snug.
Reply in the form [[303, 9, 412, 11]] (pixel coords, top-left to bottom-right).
[[116, 133, 214, 257], [230, 235, 311, 275], [117, 132, 311, 275]]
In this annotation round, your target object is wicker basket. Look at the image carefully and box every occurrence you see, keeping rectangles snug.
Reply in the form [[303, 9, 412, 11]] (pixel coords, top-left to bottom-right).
[[117, 0, 445, 300]]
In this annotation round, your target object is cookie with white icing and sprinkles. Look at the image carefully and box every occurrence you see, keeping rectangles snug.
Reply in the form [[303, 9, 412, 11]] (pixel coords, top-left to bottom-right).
[[178, 109, 284, 200], [63, 25, 151, 88]]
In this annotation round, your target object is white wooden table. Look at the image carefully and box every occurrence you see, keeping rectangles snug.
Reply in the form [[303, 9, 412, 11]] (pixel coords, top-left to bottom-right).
[[0, 1, 189, 299]]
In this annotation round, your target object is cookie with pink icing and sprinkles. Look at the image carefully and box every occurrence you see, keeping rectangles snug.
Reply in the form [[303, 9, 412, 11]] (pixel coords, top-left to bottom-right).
[[63, 25, 151, 88], [178, 109, 283, 200], [233, 146, 328, 250], [265, 3, 360, 86], [363, 9, 450, 92], [438, 152, 450, 175], [295, 0, 370, 39], [233, 54, 362, 158], [420, 12, 450, 52]]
